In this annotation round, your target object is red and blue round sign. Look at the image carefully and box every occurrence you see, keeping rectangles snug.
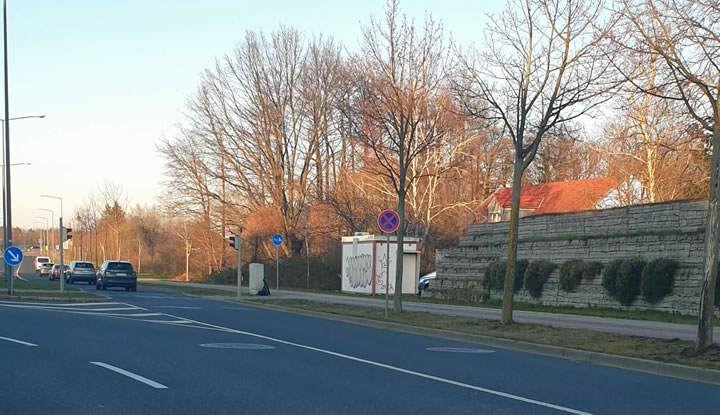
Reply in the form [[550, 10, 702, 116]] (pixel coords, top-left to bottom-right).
[[378, 210, 400, 233]]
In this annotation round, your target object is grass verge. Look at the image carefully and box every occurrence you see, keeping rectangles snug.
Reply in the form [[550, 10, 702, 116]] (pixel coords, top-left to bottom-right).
[[138, 282, 233, 297], [252, 298, 720, 371], [410, 297, 720, 327], [0, 278, 81, 291]]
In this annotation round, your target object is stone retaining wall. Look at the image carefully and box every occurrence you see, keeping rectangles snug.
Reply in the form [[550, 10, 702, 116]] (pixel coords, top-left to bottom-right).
[[431, 200, 707, 314]]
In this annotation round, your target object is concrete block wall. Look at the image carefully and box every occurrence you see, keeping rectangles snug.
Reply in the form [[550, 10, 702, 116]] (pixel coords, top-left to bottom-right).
[[431, 200, 707, 314]]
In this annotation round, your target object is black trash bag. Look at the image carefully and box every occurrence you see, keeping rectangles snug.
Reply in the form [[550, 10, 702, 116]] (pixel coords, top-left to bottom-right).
[[258, 279, 271, 296]]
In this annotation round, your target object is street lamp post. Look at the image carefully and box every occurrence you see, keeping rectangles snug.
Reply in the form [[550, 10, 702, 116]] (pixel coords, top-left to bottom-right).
[[40, 195, 63, 292], [37, 208, 54, 262], [34, 216, 48, 257], [33, 221, 46, 257]]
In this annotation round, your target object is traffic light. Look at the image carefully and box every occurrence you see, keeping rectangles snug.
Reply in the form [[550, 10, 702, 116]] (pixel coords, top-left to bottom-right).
[[61, 227, 72, 242], [229, 235, 238, 250]]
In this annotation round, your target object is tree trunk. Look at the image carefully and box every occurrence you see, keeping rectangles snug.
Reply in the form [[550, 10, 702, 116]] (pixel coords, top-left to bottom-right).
[[501, 158, 524, 325], [393, 183, 406, 313], [697, 125, 720, 349]]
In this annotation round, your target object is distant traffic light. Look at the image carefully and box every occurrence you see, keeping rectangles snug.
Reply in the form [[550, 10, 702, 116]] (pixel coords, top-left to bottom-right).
[[229, 235, 238, 250], [61, 227, 72, 241]]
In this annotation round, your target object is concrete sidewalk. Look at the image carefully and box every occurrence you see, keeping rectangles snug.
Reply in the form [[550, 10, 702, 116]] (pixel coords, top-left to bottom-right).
[[139, 279, 716, 343]]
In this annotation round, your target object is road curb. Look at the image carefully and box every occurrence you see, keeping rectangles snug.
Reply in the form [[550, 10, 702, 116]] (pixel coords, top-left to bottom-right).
[[225, 298, 720, 386], [0, 295, 110, 303]]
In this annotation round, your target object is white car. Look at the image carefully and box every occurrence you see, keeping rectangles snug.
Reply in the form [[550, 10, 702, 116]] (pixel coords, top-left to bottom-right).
[[34, 256, 51, 272], [417, 271, 437, 296]]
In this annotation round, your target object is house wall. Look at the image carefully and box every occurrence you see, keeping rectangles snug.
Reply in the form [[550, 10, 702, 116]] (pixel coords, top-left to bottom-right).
[[431, 199, 707, 314]]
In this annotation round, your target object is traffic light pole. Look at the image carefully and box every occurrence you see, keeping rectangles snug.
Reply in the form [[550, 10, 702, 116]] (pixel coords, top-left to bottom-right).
[[236, 226, 242, 297], [59, 217, 64, 293]]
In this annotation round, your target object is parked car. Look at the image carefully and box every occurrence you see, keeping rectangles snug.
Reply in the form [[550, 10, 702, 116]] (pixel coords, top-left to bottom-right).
[[66, 261, 97, 285], [34, 256, 51, 272], [96, 261, 137, 292], [417, 271, 437, 296], [39, 262, 54, 277], [50, 264, 69, 281]]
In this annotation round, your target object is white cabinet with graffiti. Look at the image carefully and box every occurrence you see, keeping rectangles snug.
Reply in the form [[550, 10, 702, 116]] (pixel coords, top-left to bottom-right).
[[341, 234, 420, 295]]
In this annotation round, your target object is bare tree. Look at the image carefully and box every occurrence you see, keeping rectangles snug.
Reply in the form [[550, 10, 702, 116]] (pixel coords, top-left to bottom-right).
[[348, 0, 448, 312], [456, 0, 616, 324], [617, 0, 719, 348]]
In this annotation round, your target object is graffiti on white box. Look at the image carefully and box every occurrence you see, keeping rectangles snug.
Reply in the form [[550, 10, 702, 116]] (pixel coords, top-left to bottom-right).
[[345, 254, 372, 288]]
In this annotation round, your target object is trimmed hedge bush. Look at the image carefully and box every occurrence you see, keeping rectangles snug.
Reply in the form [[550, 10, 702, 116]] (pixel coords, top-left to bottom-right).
[[524, 260, 557, 298], [602, 259, 623, 298], [483, 261, 506, 292], [641, 258, 678, 304], [616, 258, 646, 306], [483, 259, 529, 293], [559, 260, 585, 292], [583, 261, 604, 280]]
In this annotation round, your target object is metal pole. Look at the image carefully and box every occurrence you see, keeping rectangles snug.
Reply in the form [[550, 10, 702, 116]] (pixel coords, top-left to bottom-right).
[[185, 239, 189, 282], [236, 226, 242, 297], [275, 244, 279, 292], [385, 233, 390, 319], [59, 217, 64, 293], [3, 0, 12, 295]]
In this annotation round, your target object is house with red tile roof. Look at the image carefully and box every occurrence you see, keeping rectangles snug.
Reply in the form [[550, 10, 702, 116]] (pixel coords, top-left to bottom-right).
[[478, 177, 618, 223]]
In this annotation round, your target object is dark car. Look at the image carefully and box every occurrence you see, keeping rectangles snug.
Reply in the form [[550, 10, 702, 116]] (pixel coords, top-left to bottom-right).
[[96, 261, 137, 292], [66, 261, 97, 285], [50, 264, 69, 281]]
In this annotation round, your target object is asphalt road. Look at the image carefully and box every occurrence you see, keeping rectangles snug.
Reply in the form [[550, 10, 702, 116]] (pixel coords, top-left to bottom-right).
[[142, 280, 716, 344], [1, 261, 719, 414]]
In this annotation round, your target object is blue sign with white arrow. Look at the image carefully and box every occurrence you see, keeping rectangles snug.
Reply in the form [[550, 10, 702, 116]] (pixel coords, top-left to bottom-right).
[[271, 234, 283, 246], [3, 246, 23, 266]]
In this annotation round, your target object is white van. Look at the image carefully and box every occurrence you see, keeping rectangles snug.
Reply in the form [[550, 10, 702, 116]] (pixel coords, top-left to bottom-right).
[[35, 256, 51, 271]]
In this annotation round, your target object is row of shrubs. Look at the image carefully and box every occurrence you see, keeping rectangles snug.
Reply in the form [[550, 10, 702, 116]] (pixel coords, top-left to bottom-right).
[[601, 258, 678, 306], [483, 259, 557, 299], [483, 257, 681, 306]]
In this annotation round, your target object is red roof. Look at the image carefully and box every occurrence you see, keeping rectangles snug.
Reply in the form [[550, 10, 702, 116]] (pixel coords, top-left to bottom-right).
[[485, 177, 617, 217]]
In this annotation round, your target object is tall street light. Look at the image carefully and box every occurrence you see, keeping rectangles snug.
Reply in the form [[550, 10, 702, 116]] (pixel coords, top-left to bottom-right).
[[33, 221, 46, 257], [37, 208, 54, 262], [41, 194, 63, 292], [34, 216, 49, 261], [2, 116, 43, 243]]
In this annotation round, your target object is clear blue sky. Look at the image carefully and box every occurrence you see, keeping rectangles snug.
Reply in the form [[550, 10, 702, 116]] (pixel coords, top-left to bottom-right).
[[6, 0, 501, 229]]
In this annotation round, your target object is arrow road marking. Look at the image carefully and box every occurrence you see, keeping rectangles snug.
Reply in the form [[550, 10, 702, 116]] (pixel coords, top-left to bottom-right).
[[90, 362, 168, 389]]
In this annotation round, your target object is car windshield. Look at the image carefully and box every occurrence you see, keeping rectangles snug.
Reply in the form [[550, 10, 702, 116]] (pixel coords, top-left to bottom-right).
[[107, 263, 133, 272]]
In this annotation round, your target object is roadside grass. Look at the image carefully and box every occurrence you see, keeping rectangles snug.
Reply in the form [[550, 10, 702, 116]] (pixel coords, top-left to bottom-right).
[[0, 278, 81, 291], [138, 282, 233, 297], [137, 273, 169, 280], [0, 290, 108, 301], [408, 296, 720, 327], [251, 299, 720, 371]]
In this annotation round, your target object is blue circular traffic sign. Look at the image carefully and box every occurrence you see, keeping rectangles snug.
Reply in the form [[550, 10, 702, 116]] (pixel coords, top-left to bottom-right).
[[378, 210, 400, 233], [3, 246, 23, 266], [271, 234, 283, 246]]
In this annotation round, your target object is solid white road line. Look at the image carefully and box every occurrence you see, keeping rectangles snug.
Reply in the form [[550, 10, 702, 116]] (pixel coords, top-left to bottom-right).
[[90, 362, 168, 389], [161, 313, 593, 415], [153, 306, 202, 310], [0, 336, 38, 347]]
